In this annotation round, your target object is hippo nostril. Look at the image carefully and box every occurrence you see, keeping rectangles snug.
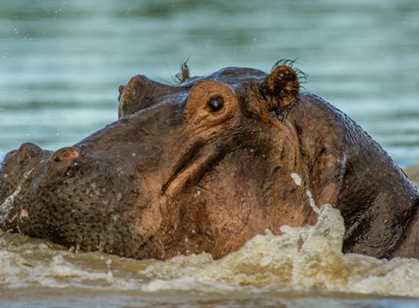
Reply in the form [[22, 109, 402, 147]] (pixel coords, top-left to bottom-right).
[[52, 147, 80, 163]]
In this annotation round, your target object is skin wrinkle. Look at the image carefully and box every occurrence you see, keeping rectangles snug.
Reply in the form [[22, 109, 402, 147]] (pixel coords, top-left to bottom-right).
[[162, 135, 229, 197]]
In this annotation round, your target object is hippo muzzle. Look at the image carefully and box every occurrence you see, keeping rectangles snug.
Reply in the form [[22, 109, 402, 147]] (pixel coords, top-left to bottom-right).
[[0, 140, 157, 257]]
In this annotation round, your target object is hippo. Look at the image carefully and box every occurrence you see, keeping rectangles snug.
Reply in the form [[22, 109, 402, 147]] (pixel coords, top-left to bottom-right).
[[1, 63, 418, 260]]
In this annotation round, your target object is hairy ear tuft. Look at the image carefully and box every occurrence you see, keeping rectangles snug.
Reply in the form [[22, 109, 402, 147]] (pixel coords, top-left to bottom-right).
[[175, 58, 191, 83], [260, 64, 300, 113]]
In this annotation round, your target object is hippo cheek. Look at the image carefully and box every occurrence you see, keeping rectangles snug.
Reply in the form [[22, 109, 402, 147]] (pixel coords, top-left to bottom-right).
[[156, 148, 268, 258], [135, 175, 165, 240], [161, 145, 317, 259], [159, 183, 265, 260]]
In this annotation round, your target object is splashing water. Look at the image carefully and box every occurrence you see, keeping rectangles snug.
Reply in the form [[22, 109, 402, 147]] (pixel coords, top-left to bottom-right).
[[1, 204, 419, 301]]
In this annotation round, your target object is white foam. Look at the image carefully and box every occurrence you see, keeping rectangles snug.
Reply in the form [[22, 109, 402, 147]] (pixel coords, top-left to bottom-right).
[[1, 202, 419, 297]]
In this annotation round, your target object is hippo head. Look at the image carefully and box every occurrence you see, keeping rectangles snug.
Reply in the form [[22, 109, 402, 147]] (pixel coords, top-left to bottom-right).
[[0, 65, 318, 260]]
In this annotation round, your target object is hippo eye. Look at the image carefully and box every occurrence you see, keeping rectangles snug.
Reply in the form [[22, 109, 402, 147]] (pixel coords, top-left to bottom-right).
[[207, 96, 224, 113]]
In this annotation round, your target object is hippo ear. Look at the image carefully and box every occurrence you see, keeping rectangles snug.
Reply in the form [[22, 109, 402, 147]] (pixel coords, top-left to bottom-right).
[[118, 75, 176, 119], [260, 65, 300, 114]]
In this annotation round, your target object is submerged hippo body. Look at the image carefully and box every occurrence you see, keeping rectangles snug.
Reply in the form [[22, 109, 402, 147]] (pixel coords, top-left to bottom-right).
[[1, 64, 418, 260]]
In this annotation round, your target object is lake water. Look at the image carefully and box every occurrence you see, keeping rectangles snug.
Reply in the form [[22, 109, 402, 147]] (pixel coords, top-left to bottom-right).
[[1, 1, 419, 307], [1, 0, 419, 165], [3, 205, 419, 307]]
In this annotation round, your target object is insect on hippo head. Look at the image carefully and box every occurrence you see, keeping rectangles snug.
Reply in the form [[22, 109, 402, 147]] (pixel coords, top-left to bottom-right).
[[0, 64, 318, 260]]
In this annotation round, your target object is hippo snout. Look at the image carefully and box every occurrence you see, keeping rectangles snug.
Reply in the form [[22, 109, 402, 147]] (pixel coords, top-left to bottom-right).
[[0, 143, 48, 186], [0, 143, 50, 226], [4, 143, 44, 165]]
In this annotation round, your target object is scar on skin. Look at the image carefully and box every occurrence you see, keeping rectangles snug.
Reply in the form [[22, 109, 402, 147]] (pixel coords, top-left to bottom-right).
[[0, 169, 34, 223], [306, 190, 320, 214], [290, 173, 302, 186], [290, 173, 321, 215]]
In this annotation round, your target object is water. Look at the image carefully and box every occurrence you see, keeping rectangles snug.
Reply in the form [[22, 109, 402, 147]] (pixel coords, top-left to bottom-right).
[[1, 1, 419, 306], [1, 0, 419, 165], [2, 205, 419, 307]]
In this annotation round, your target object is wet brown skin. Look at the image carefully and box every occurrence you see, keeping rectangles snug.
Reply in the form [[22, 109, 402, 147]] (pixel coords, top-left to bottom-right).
[[1, 64, 419, 260]]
